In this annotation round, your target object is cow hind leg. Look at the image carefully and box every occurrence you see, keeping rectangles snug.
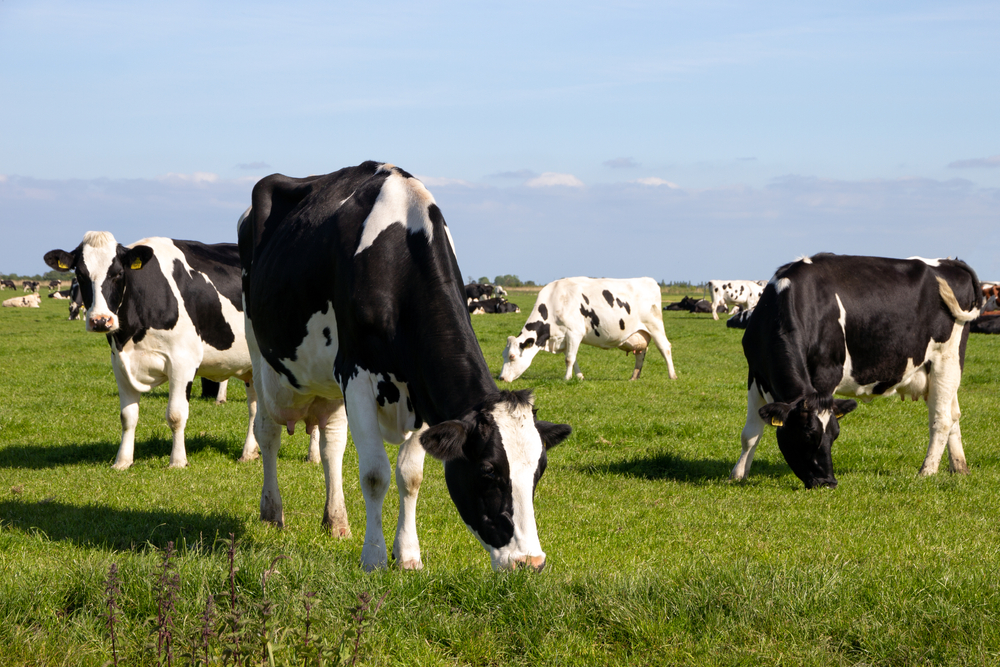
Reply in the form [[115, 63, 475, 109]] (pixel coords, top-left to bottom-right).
[[731, 384, 768, 481], [563, 335, 584, 380], [393, 427, 428, 570], [256, 413, 285, 526], [648, 323, 678, 380], [630, 350, 646, 381], [920, 363, 963, 476], [320, 400, 351, 537], [238, 380, 260, 462], [305, 424, 321, 463], [345, 379, 392, 571]]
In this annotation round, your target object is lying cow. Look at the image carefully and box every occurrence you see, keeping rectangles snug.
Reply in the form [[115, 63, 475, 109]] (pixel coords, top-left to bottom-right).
[[726, 309, 753, 329], [44, 232, 260, 469], [469, 297, 520, 314], [731, 253, 982, 489], [709, 280, 764, 321], [500, 277, 678, 382], [239, 162, 571, 571], [664, 295, 714, 313], [465, 283, 494, 301], [971, 314, 1000, 334], [2, 294, 40, 308]]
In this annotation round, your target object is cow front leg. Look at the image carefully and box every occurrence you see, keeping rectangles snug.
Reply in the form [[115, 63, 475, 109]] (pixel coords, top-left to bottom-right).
[[945, 395, 968, 474], [165, 373, 194, 468], [648, 326, 678, 379], [345, 379, 392, 571], [112, 364, 141, 470], [256, 411, 285, 526], [920, 363, 962, 476], [238, 379, 260, 462], [731, 383, 768, 480], [630, 350, 647, 380], [320, 400, 351, 537], [563, 336, 584, 380], [393, 427, 428, 570]]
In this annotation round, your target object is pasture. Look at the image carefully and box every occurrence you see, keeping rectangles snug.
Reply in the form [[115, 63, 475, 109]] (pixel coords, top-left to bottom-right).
[[2, 290, 999, 665]]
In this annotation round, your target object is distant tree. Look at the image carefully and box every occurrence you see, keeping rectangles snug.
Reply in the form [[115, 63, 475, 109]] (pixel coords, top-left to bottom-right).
[[477, 276, 490, 285], [493, 275, 525, 287]]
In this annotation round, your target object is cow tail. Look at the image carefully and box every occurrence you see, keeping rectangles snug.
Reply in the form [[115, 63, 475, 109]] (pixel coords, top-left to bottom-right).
[[936, 276, 980, 324]]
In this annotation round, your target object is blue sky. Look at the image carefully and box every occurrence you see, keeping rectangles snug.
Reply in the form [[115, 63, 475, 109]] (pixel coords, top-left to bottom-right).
[[2, 1, 998, 282]]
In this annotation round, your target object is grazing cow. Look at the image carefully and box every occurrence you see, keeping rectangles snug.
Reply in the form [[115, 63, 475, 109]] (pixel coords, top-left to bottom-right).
[[731, 253, 982, 489], [2, 294, 40, 308], [22, 280, 39, 293], [500, 277, 678, 382], [44, 232, 259, 469], [66, 278, 84, 320], [0, 279, 15, 290], [239, 161, 571, 571], [726, 309, 753, 329], [469, 297, 520, 314], [465, 283, 495, 301], [709, 280, 765, 320], [47, 279, 63, 291]]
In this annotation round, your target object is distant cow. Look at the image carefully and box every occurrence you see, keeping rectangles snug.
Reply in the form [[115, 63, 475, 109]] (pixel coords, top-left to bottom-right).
[[0, 279, 15, 290], [732, 253, 981, 489], [44, 232, 259, 469], [2, 294, 40, 308], [239, 162, 571, 571], [664, 295, 714, 313], [67, 279, 84, 320], [500, 277, 677, 382], [469, 297, 520, 314], [48, 289, 71, 299], [709, 280, 764, 320], [22, 280, 39, 293], [726, 309, 753, 329], [47, 279, 63, 291], [971, 314, 1000, 334], [465, 283, 495, 301]]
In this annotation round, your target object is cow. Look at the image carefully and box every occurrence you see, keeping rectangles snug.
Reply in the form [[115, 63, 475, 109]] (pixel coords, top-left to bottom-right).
[[22, 280, 39, 293], [2, 294, 40, 308], [48, 289, 71, 300], [731, 253, 982, 489], [44, 232, 260, 469], [709, 280, 765, 321], [47, 279, 63, 291], [238, 161, 571, 572], [664, 295, 715, 313], [67, 278, 83, 320], [0, 279, 15, 290], [726, 309, 753, 329], [465, 283, 494, 301], [499, 277, 678, 382], [469, 297, 520, 314], [971, 314, 1000, 334]]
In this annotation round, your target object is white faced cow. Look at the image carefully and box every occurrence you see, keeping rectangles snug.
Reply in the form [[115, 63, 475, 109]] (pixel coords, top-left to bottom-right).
[[44, 232, 261, 469], [238, 161, 571, 572], [732, 253, 982, 489], [708, 280, 765, 321], [499, 277, 677, 382]]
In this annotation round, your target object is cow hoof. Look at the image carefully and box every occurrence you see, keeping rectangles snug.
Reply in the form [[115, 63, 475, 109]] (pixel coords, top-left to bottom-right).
[[323, 522, 351, 538], [237, 452, 260, 463], [397, 558, 423, 571], [167, 460, 188, 469], [111, 461, 133, 471], [304, 453, 321, 464]]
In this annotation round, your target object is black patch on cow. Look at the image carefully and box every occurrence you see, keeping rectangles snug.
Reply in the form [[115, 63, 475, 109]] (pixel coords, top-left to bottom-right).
[[524, 320, 551, 348], [538, 303, 548, 321], [172, 259, 236, 351], [616, 298, 631, 314], [582, 294, 589, 305], [173, 240, 244, 312], [580, 304, 600, 335], [619, 319, 625, 330], [323, 327, 332, 346], [602, 290, 614, 307], [376, 375, 400, 407], [872, 381, 895, 395], [519, 337, 535, 351], [185, 381, 193, 401], [106, 253, 180, 351]]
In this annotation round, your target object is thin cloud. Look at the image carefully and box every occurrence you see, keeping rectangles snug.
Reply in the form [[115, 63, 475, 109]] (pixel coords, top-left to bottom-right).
[[158, 172, 220, 184], [604, 157, 639, 169], [488, 169, 537, 180], [948, 155, 1000, 169], [237, 161, 271, 170], [634, 177, 679, 188], [526, 172, 584, 188]]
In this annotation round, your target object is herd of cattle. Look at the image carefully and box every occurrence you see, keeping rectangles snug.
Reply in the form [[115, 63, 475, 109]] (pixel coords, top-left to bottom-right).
[[8, 160, 993, 571]]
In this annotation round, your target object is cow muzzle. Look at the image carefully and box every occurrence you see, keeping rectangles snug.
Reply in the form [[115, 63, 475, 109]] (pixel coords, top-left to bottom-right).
[[511, 554, 546, 572], [87, 314, 116, 332]]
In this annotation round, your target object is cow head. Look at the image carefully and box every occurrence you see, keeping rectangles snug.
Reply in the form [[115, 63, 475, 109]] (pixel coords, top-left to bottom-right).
[[760, 395, 857, 489], [44, 232, 154, 333], [499, 322, 549, 382], [420, 390, 571, 570]]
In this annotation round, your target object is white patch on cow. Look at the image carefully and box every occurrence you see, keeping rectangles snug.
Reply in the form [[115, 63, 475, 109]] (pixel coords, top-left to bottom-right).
[[81, 231, 121, 331], [774, 277, 791, 293], [817, 409, 832, 431], [477, 398, 546, 569], [355, 171, 437, 255], [908, 256, 941, 267]]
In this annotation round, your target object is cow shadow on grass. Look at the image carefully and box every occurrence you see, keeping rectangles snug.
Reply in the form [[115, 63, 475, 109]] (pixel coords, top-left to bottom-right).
[[0, 498, 244, 552], [0, 434, 245, 470], [588, 450, 791, 484]]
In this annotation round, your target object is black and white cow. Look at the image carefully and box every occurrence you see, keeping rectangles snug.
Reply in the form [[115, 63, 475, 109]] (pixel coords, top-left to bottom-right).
[[469, 297, 520, 314], [726, 309, 753, 329], [465, 283, 495, 301], [708, 280, 765, 321], [238, 161, 571, 571], [500, 277, 678, 382], [22, 280, 39, 293], [971, 314, 1000, 334], [731, 253, 982, 489], [0, 279, 15, 290], [44, 232, 260, 469], [67, 278, 84, 320]]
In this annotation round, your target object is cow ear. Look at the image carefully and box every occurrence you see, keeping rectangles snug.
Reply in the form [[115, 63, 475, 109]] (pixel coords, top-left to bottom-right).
[[123, 245, 154, 271], [44, 250, 75, 271], [759, 402, 792, 428], [420, 419, 472, 462], [536, 420, 571, 450], [833, 399, 858, 420]]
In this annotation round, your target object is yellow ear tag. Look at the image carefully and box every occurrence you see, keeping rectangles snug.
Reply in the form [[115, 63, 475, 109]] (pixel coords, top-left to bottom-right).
[[771, 417, 783, 427], [834, 412, 844, 419], [58, 260, 69, 269], [130, 258, 143, 270]]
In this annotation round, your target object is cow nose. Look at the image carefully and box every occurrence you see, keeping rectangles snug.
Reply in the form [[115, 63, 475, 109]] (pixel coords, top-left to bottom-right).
[[89, 316, 112, 332], [513, 554, 546, 572]]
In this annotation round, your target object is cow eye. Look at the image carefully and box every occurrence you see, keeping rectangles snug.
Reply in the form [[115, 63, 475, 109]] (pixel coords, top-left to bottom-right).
[[481, 466, 496, 480]]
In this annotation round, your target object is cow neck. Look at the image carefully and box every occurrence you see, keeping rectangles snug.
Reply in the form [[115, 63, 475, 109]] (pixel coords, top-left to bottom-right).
[[108, 278, 140, 351]]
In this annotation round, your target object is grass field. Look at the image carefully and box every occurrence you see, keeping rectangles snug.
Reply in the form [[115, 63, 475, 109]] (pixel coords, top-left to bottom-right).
[[2, 290, 999, 666]]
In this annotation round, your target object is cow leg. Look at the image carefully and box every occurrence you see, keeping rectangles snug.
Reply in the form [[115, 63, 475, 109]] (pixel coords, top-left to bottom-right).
[[345, 379, 392, 571], [630, 350, 647, 380], [215, 378, 228, 405], [238, 380, 260, 462], [920, 358, 963, 476], [305, 424, 321, 463], [564, 335, 584, 380], [731, 383, 768, 480], [945, 395, 968, 474], [256, 411, 285, 526], [712, 300, 721, 320], [648, 325, 678, 380], [112, 365, 141, 471], [165, 373, 194, 468], [393, 427, 428, 570], [320, 399, 351, 537]]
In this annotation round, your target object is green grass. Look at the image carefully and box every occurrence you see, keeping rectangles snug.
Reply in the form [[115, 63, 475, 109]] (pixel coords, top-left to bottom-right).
[[2, 291, 1000, 665]]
